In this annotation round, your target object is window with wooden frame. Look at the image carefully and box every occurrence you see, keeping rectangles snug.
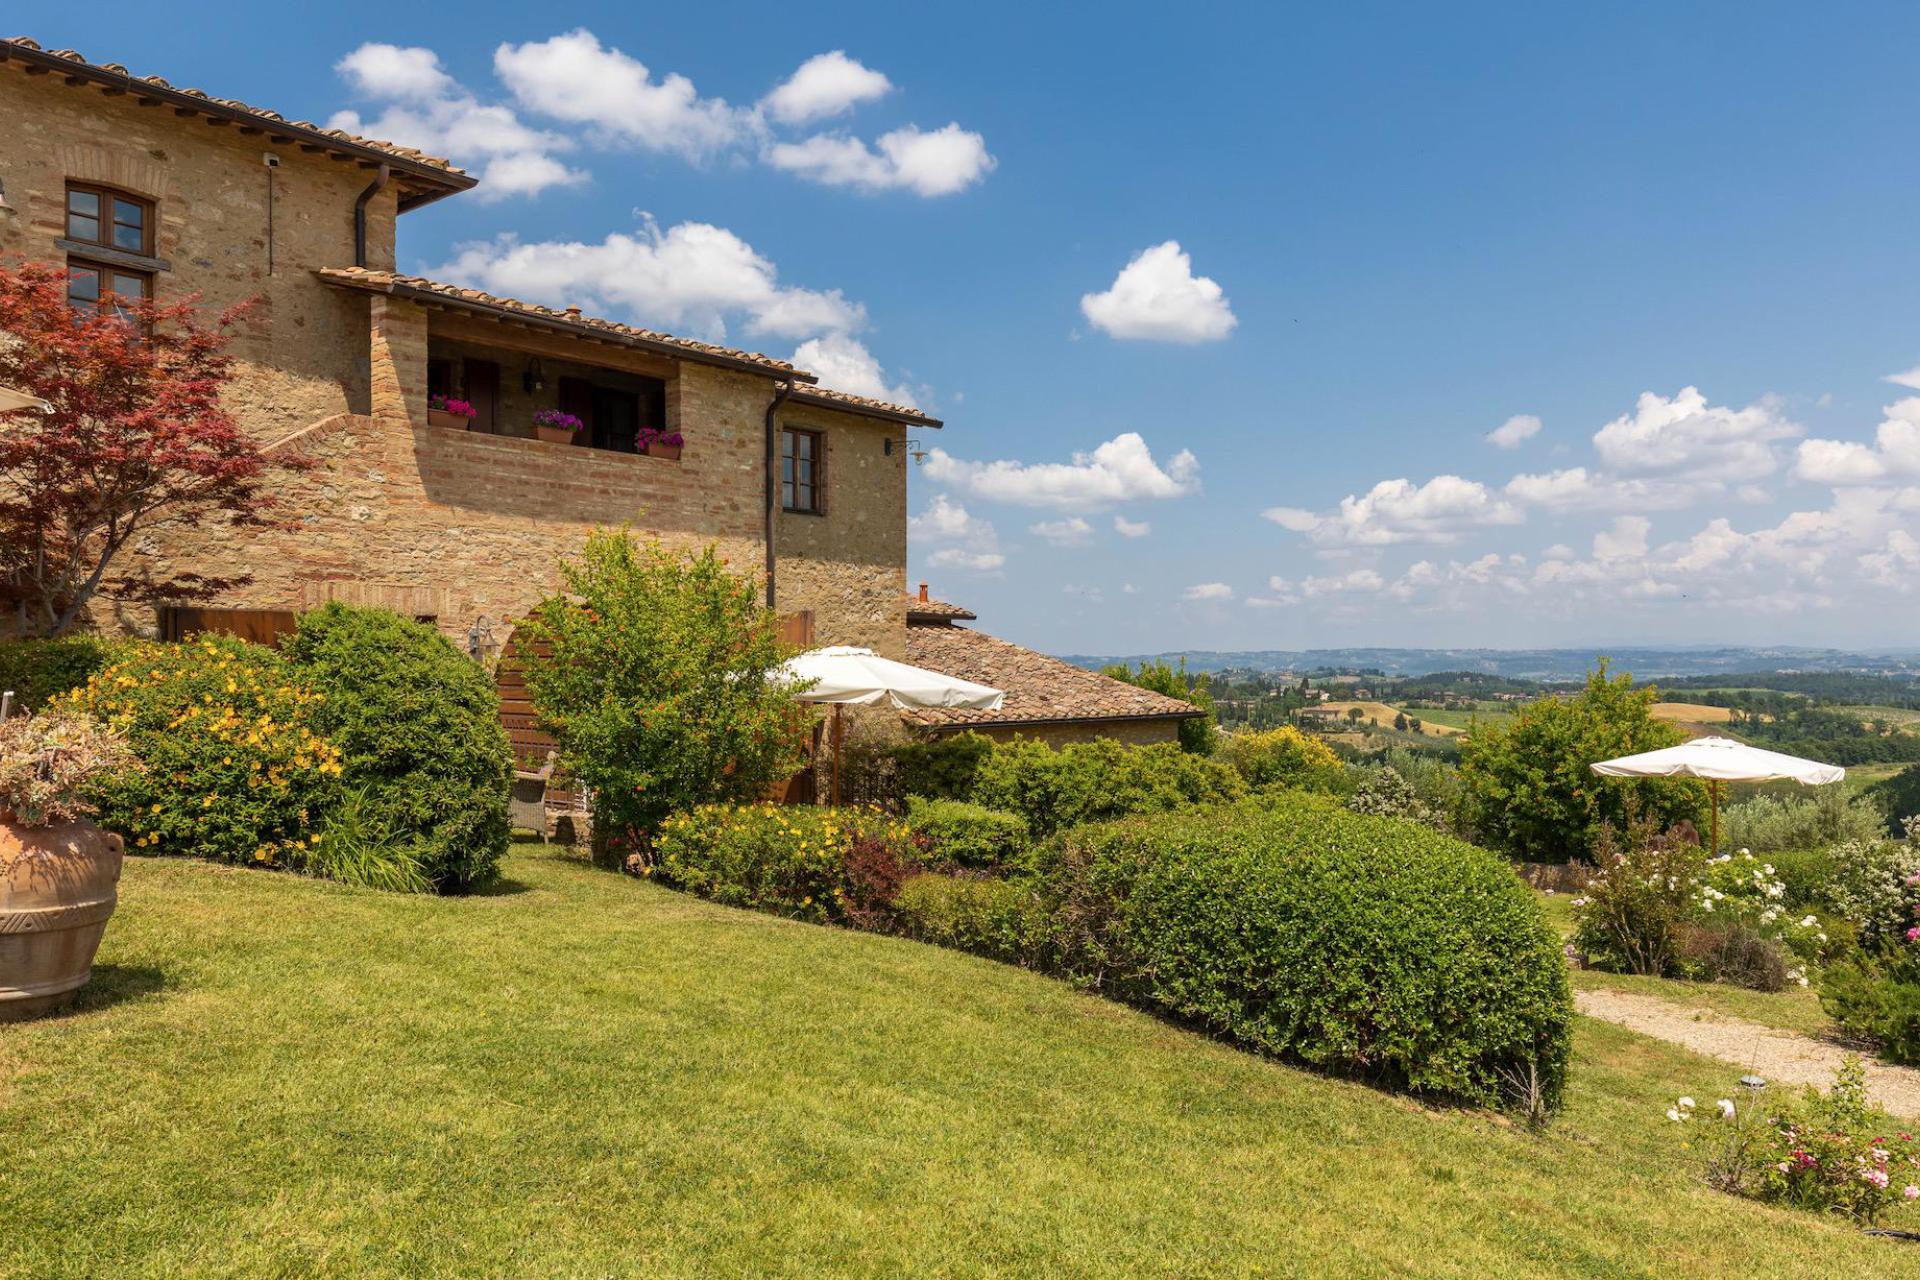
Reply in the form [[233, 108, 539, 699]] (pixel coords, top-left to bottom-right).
[[781, 427, 825, 514], [65, 259, 152, 318], [64, 183, 157, 317], [66, 183, 154, 256]]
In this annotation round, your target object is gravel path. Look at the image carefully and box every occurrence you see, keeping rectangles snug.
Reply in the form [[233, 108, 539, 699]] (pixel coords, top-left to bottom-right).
[[1575, 987, 1920, 1117]]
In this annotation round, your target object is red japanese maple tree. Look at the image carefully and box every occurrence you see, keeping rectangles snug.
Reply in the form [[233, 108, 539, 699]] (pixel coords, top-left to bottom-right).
[[0, 259, 301, 637]]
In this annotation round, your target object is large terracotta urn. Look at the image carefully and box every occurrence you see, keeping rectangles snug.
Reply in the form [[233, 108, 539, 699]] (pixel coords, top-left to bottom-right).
[[0, 814, 123, 1021]]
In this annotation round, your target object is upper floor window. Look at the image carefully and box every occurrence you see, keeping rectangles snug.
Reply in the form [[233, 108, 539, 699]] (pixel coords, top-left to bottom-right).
[[67, 183, 153, 256], [782, 428, 824, 514]]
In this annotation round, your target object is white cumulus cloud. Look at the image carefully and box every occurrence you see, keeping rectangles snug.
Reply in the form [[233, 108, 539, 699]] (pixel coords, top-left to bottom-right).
[[761, 51, 893, 126], [1485, 414, 1542, 449], [790, 334, 917, 406], [1886, 366, 1920, 391], [1113, 515, 1151, 538], [1794, 398, 1920, 485], [1030, 517, 1094, 546], [433, 218, 863, 343], [1184, 582, 1234, 602], [765, 124, 995, 197], [1590, 386, 1799, 482], [924, 432, 1200, 512], [1264, 475, 1522, 546], [329, 43, 587, 200], [1080, 241, 1236, 344], [911, 495, 1003, 574], [495, 29, 749, 157]]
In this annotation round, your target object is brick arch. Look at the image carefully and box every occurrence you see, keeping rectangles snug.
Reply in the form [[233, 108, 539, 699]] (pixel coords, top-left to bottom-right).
[[50, 143, 172, 204]]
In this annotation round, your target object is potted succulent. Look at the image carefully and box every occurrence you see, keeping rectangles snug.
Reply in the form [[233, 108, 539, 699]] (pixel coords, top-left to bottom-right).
[[0, 709, 133, 1022], [639, 425, 685, 461], [427, 394, 477, 431], [532, 408, 586, 445]]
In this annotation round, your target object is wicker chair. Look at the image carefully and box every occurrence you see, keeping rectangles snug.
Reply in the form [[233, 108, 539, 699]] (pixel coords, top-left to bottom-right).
[[509, 751, 557, 835]]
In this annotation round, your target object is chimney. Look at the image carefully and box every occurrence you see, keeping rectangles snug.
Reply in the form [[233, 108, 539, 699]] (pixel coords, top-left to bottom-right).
[[918, 581, 930, 602]]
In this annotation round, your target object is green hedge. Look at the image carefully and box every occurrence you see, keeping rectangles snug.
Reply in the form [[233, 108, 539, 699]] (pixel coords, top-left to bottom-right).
[[905, 797, 1029, 872], [894, 872, 1037, 964], [283, 604, 512, 892], [0, 636, 118, 710], [893, 733, 994, 800], [1030, 793, 1573, 1110], [968, 738, 1246, 838], [1822, 952, 1920, 1066]]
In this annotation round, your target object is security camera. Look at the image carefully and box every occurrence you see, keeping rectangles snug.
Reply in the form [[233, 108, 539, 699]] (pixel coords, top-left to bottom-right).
[[263, 152, 281, 168]]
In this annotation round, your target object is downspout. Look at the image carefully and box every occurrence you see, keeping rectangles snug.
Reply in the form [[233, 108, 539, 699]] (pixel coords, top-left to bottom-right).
[[352, 163, 390, 268], [764, 380, 794, 608]]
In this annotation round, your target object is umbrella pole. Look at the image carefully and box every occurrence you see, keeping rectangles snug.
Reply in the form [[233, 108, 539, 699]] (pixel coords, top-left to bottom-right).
[[830, 704, 844, 807], [1710, 778, 1719, 856]]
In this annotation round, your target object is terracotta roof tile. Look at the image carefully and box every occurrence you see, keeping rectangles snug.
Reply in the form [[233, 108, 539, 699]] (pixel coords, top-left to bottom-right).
[[904, 594, 976, 622], [3, 38, 471, 184], [790, 384, 941, 428], [902, 624, 1201, 728], [316, 268, 810, 379]]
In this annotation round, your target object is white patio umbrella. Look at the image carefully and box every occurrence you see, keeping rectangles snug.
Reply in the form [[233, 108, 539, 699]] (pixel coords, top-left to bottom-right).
[[0, 385, 50, 415], [775, 646, 1004, 803], [1590, 736, 1844, 854]]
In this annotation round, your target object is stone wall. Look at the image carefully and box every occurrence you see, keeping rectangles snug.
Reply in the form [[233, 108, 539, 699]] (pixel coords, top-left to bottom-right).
[[127, 313, 910, 656], [0, 65, 395, 440]]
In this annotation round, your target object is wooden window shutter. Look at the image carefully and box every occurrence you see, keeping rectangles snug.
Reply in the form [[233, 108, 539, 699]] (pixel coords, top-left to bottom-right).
[[778, 610, 815, 648]]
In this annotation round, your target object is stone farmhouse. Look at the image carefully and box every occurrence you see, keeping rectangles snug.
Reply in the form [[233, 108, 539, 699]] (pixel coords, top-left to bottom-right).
[[0, 36, 1195, 750]]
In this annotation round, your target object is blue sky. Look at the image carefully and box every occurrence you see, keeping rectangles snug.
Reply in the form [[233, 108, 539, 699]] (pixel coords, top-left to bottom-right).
[[56, 2, 1920, 653]]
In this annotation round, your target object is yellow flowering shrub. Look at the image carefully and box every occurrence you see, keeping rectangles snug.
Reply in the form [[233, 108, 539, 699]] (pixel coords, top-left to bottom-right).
[[67, 634, 343, 868], [1218, 725, 1345, 792], [653, 803, 917, 927]]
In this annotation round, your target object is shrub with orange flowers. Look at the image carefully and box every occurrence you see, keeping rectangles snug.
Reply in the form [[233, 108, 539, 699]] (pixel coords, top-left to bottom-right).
[[652, 803, 917, 927], [66, 633, 342, 868]]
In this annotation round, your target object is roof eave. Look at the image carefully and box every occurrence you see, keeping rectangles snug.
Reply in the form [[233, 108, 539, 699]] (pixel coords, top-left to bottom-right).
[[788, 389, 942, 428], [316, 271, 815, 384], [1, 40, 475, 203], [912, 709, 1205, 731]]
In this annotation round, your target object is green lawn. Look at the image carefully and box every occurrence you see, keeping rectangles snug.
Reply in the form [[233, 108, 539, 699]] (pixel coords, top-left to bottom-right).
[[1, 846, 1903, 1277]]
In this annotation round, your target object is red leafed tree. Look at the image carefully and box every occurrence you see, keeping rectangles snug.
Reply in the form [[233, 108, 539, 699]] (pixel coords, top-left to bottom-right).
[[0, 259, 301, 637]]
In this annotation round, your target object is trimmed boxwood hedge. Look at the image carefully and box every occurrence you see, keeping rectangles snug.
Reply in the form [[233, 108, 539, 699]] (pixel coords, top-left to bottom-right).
[[283, 604, 511, 892], [0, 636, 119, 710], [967, 738, 1246, 838], [1030, 792, 1573, 1111], [905, 797, 1028, 872]]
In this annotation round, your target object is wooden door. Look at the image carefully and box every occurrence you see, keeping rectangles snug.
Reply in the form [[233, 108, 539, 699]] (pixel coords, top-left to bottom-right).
[[591, 386, 639, 453], [160, 606, 300, 647], [465, 359, 500, 435]]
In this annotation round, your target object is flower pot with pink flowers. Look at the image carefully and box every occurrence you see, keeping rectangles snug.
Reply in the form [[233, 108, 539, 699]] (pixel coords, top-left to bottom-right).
[[532, 408, 585, 445], [0, 709, 134, 1022], [427, 395, 477, 431], [639, 426, 684, 460]]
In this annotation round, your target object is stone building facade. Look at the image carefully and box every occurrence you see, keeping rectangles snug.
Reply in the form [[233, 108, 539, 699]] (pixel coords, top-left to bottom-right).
[[0, 38, 936, 658]]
